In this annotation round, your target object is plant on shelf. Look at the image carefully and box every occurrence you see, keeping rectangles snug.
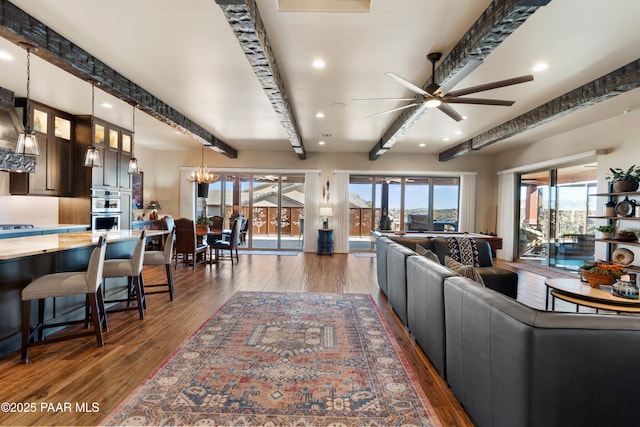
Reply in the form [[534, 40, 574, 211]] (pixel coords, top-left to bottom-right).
[[607, 165, 640, 192], [595, 225, 615, 233]]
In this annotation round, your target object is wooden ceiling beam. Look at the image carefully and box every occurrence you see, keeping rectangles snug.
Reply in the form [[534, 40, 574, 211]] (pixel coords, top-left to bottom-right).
[[216, 0, 307, 160], [0, 0, 237, 158], [439, 58, 640, 161], [368, 0, 552, 160]]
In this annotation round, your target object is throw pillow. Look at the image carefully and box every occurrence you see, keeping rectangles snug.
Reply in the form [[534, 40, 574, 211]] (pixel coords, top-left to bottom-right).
[[445, 237, 481, 267], [416, 244, 440, 263], [445, 256, 485, 286]]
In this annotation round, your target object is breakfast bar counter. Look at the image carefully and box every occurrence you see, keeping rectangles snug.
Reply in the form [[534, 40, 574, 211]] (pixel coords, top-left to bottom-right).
[[0, 229, 166, 359], [0, 229, 164, 260]]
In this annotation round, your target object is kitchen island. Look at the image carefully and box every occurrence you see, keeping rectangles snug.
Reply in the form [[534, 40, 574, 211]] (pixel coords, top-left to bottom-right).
[[0, 229, 166, 358]]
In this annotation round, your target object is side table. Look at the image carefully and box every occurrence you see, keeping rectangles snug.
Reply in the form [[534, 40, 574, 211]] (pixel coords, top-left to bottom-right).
[[317, 229, 334, 255]]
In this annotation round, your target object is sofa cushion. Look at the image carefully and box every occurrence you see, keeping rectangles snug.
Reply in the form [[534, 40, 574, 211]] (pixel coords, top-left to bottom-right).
[[389, 236, 431, 252], [445, 256, 485, 286], [416, 244, 440, 263]]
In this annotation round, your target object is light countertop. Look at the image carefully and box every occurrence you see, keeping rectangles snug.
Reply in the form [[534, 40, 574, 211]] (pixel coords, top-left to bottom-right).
[[0, 229, 166, 261]]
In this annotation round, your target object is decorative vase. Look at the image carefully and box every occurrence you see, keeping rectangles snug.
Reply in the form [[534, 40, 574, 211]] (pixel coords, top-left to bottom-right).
[[196, 223, 209, 234], [612, 180, 639, 193], [580, 269, 615, 288]]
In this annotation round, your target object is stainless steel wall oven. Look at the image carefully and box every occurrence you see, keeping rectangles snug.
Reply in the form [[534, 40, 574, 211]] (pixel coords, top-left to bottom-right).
[[91, 189, 121, 231]]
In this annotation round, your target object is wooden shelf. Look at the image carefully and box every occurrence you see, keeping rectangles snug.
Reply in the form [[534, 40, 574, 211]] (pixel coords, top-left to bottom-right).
[[594, 238, 640, 247], [591, 191, 640, 197], [588, 216, 640, 220]]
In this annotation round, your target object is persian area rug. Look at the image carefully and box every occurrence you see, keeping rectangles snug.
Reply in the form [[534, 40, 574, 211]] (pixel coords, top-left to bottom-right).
[[102, 291, 441, 426]]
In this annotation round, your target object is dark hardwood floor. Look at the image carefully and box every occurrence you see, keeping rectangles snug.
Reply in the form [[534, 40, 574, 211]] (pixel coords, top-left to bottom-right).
[[0, 252, 560, 426]]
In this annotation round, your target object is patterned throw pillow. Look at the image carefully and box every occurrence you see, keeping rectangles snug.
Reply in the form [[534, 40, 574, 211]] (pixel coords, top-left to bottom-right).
[[445, 237, 481, 267], [416, 244, 440, 263], [445, 256, 485, 286]]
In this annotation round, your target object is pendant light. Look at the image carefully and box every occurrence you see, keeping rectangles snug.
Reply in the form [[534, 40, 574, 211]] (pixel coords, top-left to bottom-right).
[[127, 105, 139, 174], [84, 83, 102, 167], [15, 43, 41, 157]]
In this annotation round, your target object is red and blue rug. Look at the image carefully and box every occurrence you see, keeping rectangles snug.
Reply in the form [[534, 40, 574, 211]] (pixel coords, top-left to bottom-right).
[[102, 291, 441, 426]]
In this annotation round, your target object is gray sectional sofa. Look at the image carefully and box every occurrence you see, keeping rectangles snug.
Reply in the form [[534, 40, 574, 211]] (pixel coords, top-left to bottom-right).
[[375, 234, 640, 427]]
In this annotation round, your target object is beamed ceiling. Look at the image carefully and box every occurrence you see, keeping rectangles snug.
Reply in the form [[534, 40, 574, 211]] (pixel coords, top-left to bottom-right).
[[0, 0, 639, 161]]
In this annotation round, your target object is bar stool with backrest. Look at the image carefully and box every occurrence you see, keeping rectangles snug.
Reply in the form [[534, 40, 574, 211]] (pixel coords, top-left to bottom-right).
[[143, 227, 176, 300], [209, 217, 241, 265], [102, 231, 146, 320], [21, 236, 108, 363]]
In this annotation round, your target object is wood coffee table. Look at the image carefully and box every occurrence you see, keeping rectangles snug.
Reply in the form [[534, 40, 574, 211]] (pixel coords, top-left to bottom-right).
[[545, 278, 640, 314]]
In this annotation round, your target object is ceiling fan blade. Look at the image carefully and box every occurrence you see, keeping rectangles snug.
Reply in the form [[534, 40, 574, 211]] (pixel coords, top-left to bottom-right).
[[364, 103, 421, 119], [353, 97, 417, 102], [444, 97, 515, 106], [437, 58, 483, 94], [385, 72, 429, 96], [437, 103, 464, 122], [445, 75, 534, 98]]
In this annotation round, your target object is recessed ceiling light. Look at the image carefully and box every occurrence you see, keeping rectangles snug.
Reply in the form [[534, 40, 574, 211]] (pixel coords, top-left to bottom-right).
[[461, 115, 468, 120], [312, 59, 326, 69], [533, 62, 549, 72], [443, 137, 450, 142], [455, 130, 462, 135], [419, 143, 426, 147], [0, 51, 14, 61], [316, 112, 325, 118], [318, 140, 326, 145], [101, 102, 113, 109]]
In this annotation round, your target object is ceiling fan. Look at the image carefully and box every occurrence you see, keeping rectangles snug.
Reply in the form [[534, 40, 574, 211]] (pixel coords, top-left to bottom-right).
[[358, 52, 534, 122]]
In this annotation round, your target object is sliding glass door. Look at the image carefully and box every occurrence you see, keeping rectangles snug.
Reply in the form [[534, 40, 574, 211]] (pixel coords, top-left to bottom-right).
[[518, 163, 597, 270], [205, 173, 305, 251]]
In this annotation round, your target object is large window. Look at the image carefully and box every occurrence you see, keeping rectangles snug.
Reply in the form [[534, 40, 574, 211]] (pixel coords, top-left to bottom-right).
[[349, 175, 460, 251]]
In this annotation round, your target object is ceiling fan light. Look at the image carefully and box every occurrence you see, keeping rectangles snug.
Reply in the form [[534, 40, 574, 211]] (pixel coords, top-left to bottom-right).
[[424, 99, 441, 108]]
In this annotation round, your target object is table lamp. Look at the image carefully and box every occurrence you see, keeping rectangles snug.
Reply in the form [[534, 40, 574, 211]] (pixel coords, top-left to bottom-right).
[[320, 206, 333, 229], [147, 200, 161, 220]]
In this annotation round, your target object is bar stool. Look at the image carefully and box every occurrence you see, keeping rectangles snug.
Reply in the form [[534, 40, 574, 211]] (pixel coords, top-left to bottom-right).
[[143, 228, 176, 300], [102, 231, 146, 320], [21, 236, 108, 363]]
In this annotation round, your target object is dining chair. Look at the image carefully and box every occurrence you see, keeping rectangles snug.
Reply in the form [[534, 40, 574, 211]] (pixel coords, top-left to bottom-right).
[[143, 227, 176, 300], [174, 218, 208, 269], [209, 217, 241, 265], [21, 236, 108, 363], [102, 230, 147, 320]]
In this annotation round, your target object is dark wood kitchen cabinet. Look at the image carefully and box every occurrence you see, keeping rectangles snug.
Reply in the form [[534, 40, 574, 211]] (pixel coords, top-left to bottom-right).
[[73, 116, 132, 194], [9, 99, 73, 196]]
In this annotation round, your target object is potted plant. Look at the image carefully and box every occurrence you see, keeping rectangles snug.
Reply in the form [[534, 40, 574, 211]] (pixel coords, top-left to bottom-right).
[[579, 262, 627, 288], [607, 165, 640, 192], [595, 224, 615, 239], [196, 213, 211, 234]]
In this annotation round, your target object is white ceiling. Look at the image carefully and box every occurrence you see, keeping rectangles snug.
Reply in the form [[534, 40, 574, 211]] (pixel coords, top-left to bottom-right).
[[0, 0, 639, 157]]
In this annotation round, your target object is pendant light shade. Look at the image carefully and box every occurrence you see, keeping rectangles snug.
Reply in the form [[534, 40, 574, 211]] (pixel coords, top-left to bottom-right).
[[127, 105, 139, 174], [84, 146, 102, 167], [84, 83, 102, 167], [15, 44, 41, 157]]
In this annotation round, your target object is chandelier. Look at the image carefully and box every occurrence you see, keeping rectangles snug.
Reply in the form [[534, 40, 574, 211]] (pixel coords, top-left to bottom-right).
[[187, 145, 219, 184]]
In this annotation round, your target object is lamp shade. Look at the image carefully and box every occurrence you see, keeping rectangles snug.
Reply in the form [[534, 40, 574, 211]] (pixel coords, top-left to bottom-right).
[[320, 207, 333, 217], [147, 201, 161, 210]]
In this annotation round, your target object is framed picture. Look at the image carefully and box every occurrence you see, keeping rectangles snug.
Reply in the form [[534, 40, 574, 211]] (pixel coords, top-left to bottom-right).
[[132, 171, 143, 209]]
